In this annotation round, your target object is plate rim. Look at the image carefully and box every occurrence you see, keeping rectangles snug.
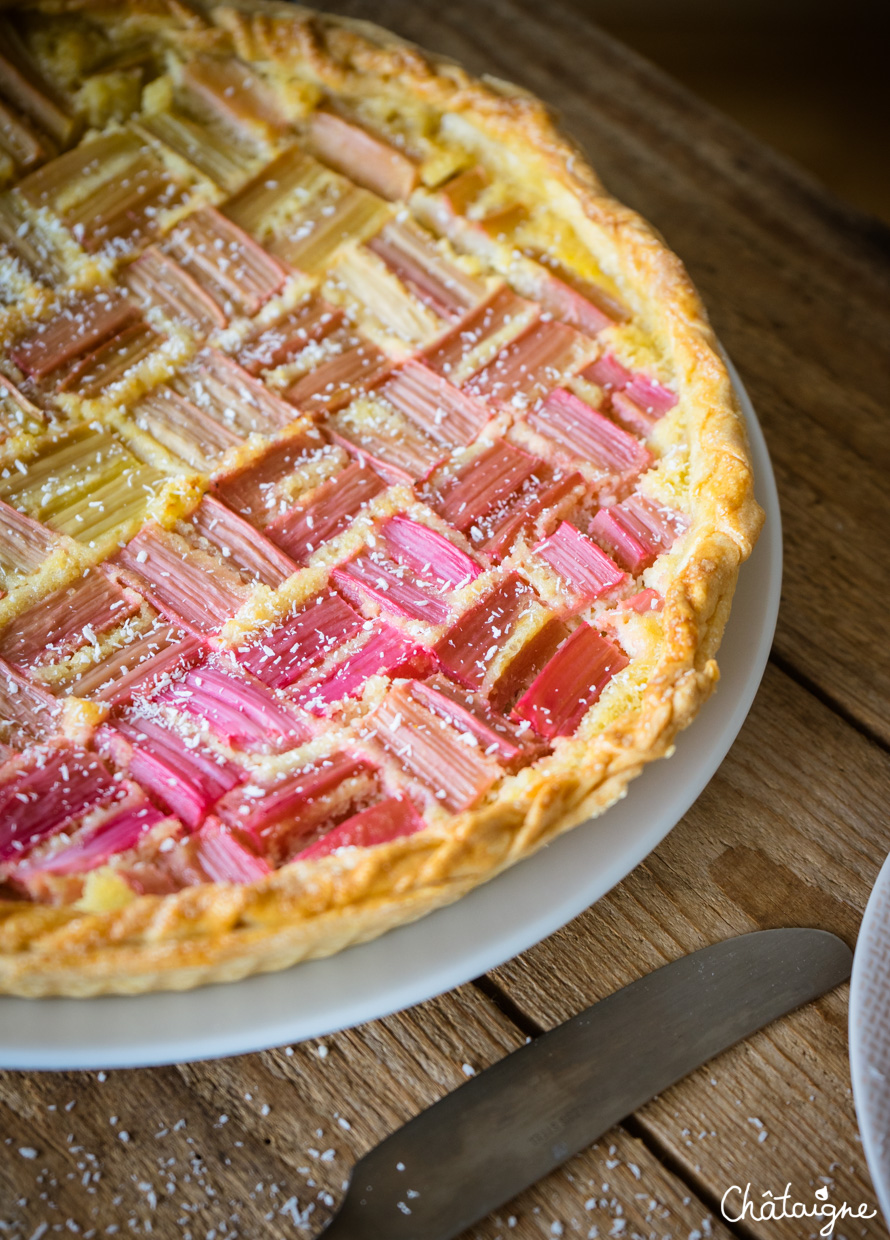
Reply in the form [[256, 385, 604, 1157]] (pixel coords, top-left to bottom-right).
[[0, 360, 782, 1070]]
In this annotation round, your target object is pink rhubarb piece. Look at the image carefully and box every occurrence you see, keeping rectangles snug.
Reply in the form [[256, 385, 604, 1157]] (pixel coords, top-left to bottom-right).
[[296, 795, 425, 861], [308, 110, 418, 201], [512, 623, 629, 739], [289, 625, 432, 714], [234, 590, 365, 689], [265, 461, 386, 563], [589, 494, 688, 574], [534, 521, 627, 603], [156, 662, 310, 751], [527, 387, 651, 476]]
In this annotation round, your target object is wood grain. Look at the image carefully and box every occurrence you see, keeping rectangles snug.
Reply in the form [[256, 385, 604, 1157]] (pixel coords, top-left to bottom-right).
[[3, 1, 889, 1237]]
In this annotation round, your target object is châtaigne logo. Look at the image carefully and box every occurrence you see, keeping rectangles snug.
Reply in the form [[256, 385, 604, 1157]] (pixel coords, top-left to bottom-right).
[[721, 1182, 877, 1236]]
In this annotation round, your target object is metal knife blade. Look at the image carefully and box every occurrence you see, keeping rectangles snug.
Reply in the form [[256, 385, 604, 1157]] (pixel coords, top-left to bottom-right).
[[318, 928, 850, 1240]]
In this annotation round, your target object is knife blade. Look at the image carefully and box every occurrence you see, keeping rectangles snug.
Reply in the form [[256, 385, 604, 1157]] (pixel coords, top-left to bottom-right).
[[317, 927, 851, 1240]]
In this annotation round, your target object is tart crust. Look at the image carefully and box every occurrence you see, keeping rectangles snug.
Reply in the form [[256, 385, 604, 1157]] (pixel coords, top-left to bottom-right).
[[0, 0, 763, 997]]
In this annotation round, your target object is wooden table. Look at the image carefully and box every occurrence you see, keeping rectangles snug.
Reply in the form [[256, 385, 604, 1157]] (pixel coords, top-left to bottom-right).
[[3, 1, 890, 1235]]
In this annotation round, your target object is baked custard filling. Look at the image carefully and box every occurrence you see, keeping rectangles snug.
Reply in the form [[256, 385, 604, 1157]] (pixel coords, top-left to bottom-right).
[[0, 3, 754, 941]]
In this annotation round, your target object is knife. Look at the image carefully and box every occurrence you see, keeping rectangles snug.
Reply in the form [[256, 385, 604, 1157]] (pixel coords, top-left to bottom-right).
[[317, 927, 851, 1239]]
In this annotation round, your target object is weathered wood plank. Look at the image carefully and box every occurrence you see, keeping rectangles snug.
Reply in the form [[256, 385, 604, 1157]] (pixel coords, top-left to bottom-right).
[[0, 983, 735, 1238], [486, 664, 890, 1237], [325, 0, 890, 742]]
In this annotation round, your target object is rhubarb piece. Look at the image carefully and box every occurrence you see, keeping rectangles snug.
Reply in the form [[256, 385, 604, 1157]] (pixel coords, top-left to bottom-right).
[[215, 751, 378, 862], [68, 624, 203, 705], [103, 717, 242, 829], [333, 555, 451, 624], [581, 352, 632, 392], [621, 587, 664, 614], [17, 130, 137, 207], [123, 246, 227, 334], [438, 440, 539, 533], [0, 657, 61, 743], [0, 96, 52, 173], [0, 497, 57, 583], [0, 427, 164, 547], [527, 388, 651, 476], [534, 521, 627, 603], [382, 516, 480, 589], [272, 182, 390, 273], [434, 572, 541, 693], [0, 190, 63, 282], [0, 25, 75, 147], [182, 350, 295, 437], [17, 803, 168, 878], [296, 795, 425, 861], [516, 262, 614, 336], [589, 494, 688, 574], [329, 410, 443, 486], [222, 146, 330, 237], [512, 624, 629, 738], [369, 682, 500, 812], [11, 290, 137, 380], [0, 743, 119, 864], [192, 821, 272, 884], [0, 569, 140, 668], [133, 386, 242, 471], [212, 428, 329, 527], [407, 675, 543, 771], [367, 220, 485, 319], [467, 319, 594, 409], [163, 206, 288, 320], [181, 54, 289, 141], [330, 247, 441, 346], [480, 467, 586, 564], [56, 319, 163, 397], [187, 495, 298, 588], [289, 625, 431, 714], [423, 285, 538, 382], [265, 461, 385, 562], [439, 165, 488, 215], [237, 296, 344, 374], [284, 338, 391, 414], [381, 362, 489, 447], [0, 370, 44, 441], [135, 107, 262, 193], [156, 661, 309, 752], [488, 614, 570, 713], [308, 110, 417, 201], [115, 524, 249, 635], [234, 590, 364, 689]]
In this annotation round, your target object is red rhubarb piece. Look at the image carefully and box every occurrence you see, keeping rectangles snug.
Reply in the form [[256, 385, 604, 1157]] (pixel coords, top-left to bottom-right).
[[181, 54, 290, 141], [296, 795, 425, 861], [434, 572, 540, 692], [18, 803, 168, 878], [308, 110, 418, 201], [188, 496, 298, 588], [481, 467, 585, 564], [164, 206, 289, 319], [0, 498, 57, 577], [621, 587, 664, 614], [328, 419, 443, 485], [381, 361, 489, 447], [333, 556, 451, 625], [192, 821, 272, 884], [215, 752, 378, 861], [423, 285, 537, 380], [624, 373, 678, 416], [237, 296, 344, 374], [0, 569, 140, 668], [534, 521, 627, 603], [467, 320, 593, 409], [382, 515, 481, 589], [0, 657, 61, 741], [103, 718, 243, 829], [369, 683, 500, 812], [157, 662, 310, 752], [289, 626, 432, 714], [528, 387, 651, 475], [114, 524, 248, 635], [284, 339, 391, 414], [581, 351, 633, 392], [123, 246, 228, 334], [408, 676, 544, 770], [69, 625, 204, 706], [265, 461, 386, 562], [367, 220, 484, 319], [520, 263, 615, 336], [234, 590, 365, 689], [590, 495, 688, 574], [0, 744, 119, 864], [212, 428, 327, 527], [438, 440, 539, 534], [512, 624, 629, 739], [11, 291, 138, 380], [488, 614, 570, 713]]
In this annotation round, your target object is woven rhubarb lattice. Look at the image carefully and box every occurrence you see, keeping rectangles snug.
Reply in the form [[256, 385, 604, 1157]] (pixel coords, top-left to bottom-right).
[[0, 0, 762, 995]]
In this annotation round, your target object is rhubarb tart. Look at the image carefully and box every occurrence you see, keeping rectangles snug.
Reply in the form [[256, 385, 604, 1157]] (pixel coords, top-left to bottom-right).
[[0, 0, 763, 996]]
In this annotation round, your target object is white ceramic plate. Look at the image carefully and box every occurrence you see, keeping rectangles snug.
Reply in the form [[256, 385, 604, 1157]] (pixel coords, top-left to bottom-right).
[[849, 852, 890, 1227], [0, 362, 781, 1070]]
